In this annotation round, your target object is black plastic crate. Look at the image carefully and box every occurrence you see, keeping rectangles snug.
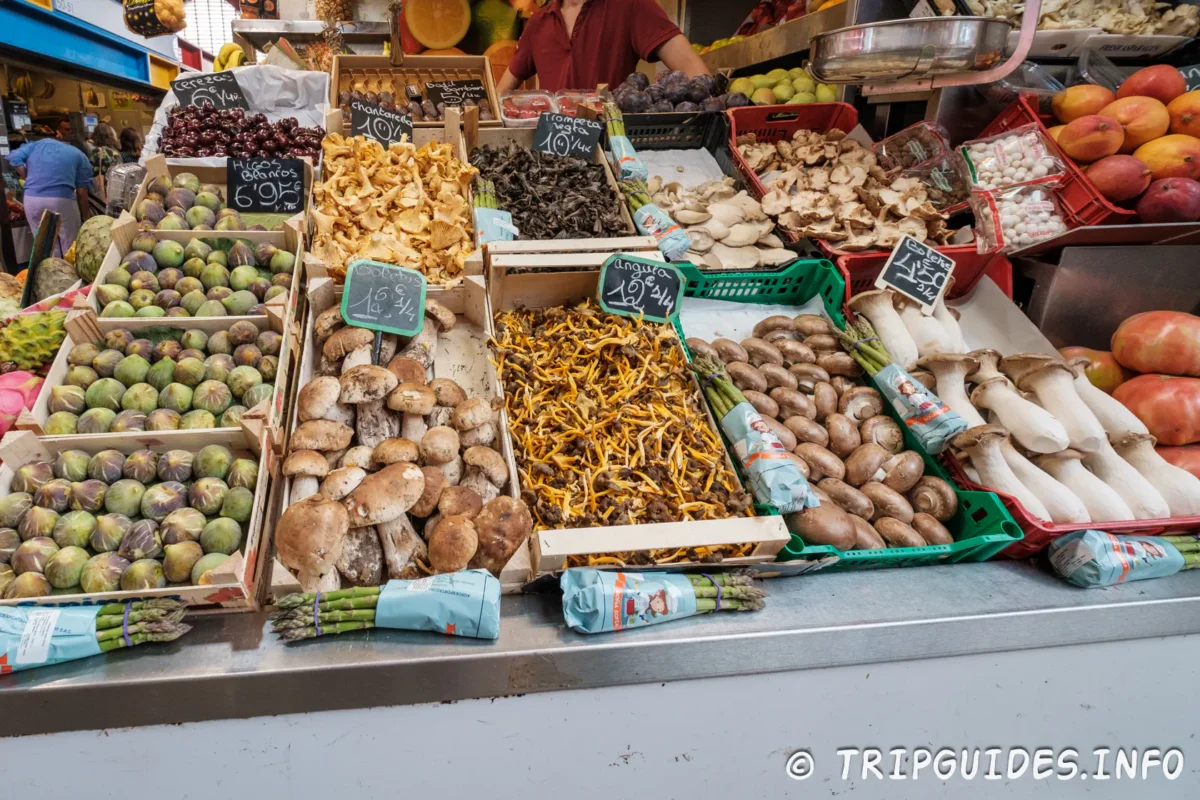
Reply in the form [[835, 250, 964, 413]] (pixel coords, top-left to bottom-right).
[[607, 111, 740, 185]]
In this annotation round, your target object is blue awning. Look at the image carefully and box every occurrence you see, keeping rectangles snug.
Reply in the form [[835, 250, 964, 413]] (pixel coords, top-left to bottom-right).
[[0, 1, 166, 91]]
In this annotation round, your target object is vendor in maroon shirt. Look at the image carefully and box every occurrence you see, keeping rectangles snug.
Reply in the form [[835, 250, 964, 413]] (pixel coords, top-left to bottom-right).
[[497, 0, 709, 94]]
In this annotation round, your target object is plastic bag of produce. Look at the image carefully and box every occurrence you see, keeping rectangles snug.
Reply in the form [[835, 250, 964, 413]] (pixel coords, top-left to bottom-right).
[[561, 569, 766, 634], [1049, 530, 1200, 588], [959, 124, 1066, 191], [899, 152, 972, 212], [874, 121, 952, 175], [969, 181, 1068, 254], [632, 203, 691, 260], [374, 571, 500, 639], [873, 363, 968, 453]]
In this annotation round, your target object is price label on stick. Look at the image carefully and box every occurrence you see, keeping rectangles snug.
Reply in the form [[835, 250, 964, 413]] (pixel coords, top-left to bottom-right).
[[425, 79, 487, 107], [875, 235, 955, 314], [350, 99, 413, 148], [597, 254, 684, 324], [341, 260, 427, 337], [171, 72, 249, 110], [533, 112, 604, 160], [227, 158, 305, 214]]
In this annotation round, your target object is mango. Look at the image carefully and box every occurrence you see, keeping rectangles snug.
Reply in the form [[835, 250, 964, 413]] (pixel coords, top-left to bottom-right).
[[1052, 84, 1116, 124], [1167, 90, 1200, 139], [1133, 134, 1200, 181], [1117, 65, 1187, 106], [1057, 115, 1124, 164], [1098, 97, 1170, 153], [1084, 155, 1152, 202]]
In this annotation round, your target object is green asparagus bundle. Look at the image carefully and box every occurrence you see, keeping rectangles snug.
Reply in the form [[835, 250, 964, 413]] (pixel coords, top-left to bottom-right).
[[93, 599, 191, 652], [473, 177, 501, 211], [691, 356, 746, 420], [603, 101, 626, 139], [686, 572, 767, 612], [562, 569, 766, 633], [619, 178, 652, 215], [837, 317, 893, 376]]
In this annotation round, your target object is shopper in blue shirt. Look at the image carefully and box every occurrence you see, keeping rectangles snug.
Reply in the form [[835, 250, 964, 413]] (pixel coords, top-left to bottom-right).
[[7, 133, 92, 257]]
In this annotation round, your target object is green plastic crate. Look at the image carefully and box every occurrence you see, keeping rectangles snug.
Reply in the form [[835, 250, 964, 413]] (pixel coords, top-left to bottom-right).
[[674, 261, 1022, 569]]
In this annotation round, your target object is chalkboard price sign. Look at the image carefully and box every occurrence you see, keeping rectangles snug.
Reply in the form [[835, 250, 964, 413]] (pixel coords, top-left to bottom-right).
[[341, 260, 427, 337], [533, 112, 604, 160], [597, 254, 684, 324], [1182, 64, 1200, 91], [425, 79, 488, 107], [875, 235, 955, 313], [171, 72, 249, 110], [350, 100, 413, 148], [227, 158, 305, 214]]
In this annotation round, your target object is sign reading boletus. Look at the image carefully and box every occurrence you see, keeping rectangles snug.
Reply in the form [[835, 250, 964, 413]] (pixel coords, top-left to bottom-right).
[[341, 259, 427, 337]]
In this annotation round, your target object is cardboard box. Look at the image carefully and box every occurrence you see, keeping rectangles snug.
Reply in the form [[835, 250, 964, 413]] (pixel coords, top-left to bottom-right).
[[486, 265, 790, 576], [279, 271, 532, 593], [0, 432, 277, 611], [330, 54, 502, 129]]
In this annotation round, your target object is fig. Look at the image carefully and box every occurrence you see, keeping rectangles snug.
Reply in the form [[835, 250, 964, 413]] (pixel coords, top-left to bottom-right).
[[242, 383, 273, 409], [13, 462, 53, 493], [180, 328, 209, 350], [229, 320, 259, 346], [142, 481, 187, 521], [85, 378, 127, 411], [80, 552, 130, 593], [121, 383, 160, 414], [5, 572, 51, 598], [123, 449, 160, 483], [180, 409, 216, 429], [207, 331, 233, 354], [220, 405, 247, 428], [227, 365, 263, 399], [68, 343, 101, 366], [227, 458, 259, 490], [45, 546, 89, 589], [12, 537, 58, 574], [110, 410, 147, 433], [104, 329, 135, 351], [65, 364, 99, 388], [192, 552, 229, 584], [189, 476, 228, 515], [204, 353, 235, 383], [160, 381, 195, 412], [164, 540, 205, 583], [18, 506, 58, 541], [147, 357, 178, 391], [88, 450, 126, 483], [193, 380, 233, 415], [52, 511, 95, 549], [90, 513, 132, 552], [200, 517, 243, 555], [157, 267, 182, 290], [0, 493, 32, 527], [196, 300, 228, 317], [194, 444, 233, 480], [146, 408, 182, 430], [34, 478, 72, 512], [220, 486, 254, 523], [157, 449, 194, 482], [69, 480, 108, 512], [53, 450, 90, 482], [49, 385, 87, 415], [105, 478, 147, 517], [258, 356, 278, 381], [77, 407, 116, 433], [120, 558, 166, 591], [44, 412, 78, 435], [91, 349, 124, 378], [161, 507, 206, 544]]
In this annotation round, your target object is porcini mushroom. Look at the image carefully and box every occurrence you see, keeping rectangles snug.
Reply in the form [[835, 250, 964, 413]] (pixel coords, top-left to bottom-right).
[[459, 422, 496, 448], [425, 299, 456, 333], [410, 466, 448, 517], [342, 461, 425, 527], [386, 355, 427, 385], [464, 445, 510, 487], [848, 290, 919, 369], [917, 354, 985, 427], [283, 450, 329, 502], [298, 376, 342, 422], [355, 399, 398, 448], [314, 305, 345, 346], [428, 378, 467, 407], [275, 494, 349, 592], [399, 319, 438, 369], [377, 514, 426, 579], [428, 515, 478, 573], [452, 397, 492, 431], [970, 377, 1069, 454], [1110, 432, 1200, 517], [439, 485, 484, 519], [320, 466, 367, 501], [323, 327, 374, 361], [290, 419, 354, 452], [439, 457, 463, 486], [340, 446, 375, 470], [952, 426, 1050, 520], [334, 526, 384, 586], [388, 382, 436, 442], [420, 426, 460, 465], [468, 496, 534, 576], [1016, 360, 1105, 453], [371, 437, 420, 468], [1034, 449, 1134, 522], [339, 365, 398, 405]]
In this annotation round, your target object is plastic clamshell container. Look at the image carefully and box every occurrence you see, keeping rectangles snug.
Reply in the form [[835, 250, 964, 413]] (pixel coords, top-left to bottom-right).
[[499, 90, 557, 127], [554, 90, 602, 117]]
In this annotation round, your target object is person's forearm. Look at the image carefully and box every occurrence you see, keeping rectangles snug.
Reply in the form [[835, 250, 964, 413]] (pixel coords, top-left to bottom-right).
[[657, 34, 710, 78], [76, 188, 89, 221], [497, 69, 521, 94]]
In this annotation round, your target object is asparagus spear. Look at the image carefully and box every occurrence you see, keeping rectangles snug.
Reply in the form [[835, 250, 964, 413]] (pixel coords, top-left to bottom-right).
[[276, 621, 375, 643], [97, 626, 192, 653], [837, 318, 892, 376], [695, 597, 764, 612], [94, 599, 184, 615], [275, 585, 382, 609], [94, 608, 186, 629], [272, 609, 378, 630], [269, 594, 381, 622]]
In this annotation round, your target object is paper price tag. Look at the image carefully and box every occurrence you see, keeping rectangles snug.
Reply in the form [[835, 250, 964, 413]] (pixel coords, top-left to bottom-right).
[[15, 609, 60, 666]]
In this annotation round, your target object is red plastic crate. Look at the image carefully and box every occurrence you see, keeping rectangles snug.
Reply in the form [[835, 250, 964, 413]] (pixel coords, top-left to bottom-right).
[[726, 103, 860, 200], [942, 455, 1200, 558], [978, 95, 1136, 229], [837, 248, 1013, 301]]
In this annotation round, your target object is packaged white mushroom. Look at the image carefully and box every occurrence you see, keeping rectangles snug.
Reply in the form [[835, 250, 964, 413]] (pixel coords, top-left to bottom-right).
[[959, 125, 1065, 191], [276, 298, 533, 591], [970, 182, 1068, 254]]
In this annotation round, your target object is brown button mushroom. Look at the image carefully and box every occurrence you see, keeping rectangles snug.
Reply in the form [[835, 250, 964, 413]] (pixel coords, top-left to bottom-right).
[[908, 476, 958, 521], [844, 443, 890, 486], [290, 419, 355, 452], [726, 362, 768, 394], [420, 426, 461, 465], [773, 339, 816, 366], [283, 450, 329, 502], [788, 362, 831, 392], [321, 466, 368, 501], [784, 416, 828, 448], [464, 446, 509, 487], [850, 515, 886, 550], [343, 461, 425, 528], [741, 337, 785, 367], [874, 517, 925, 548], [712, 338, 748, 364], [428, 378, 467, 407], [742, 390, 779, 419], [410, 466, 448, 517], [882, 451, 925, 493], [787, 452, 810, 478], [439, 485, 484, 519], [386, 355, 427, 385], [298, 376, 342, 422], [794, 314, 834, 337], [339, 365, 399, 404], [824, 413, 861, 459], [818, 477, 874, 520], [428, 515, 479, 573], [817, 352, 861, 377], [425, 298, 457, 332], [323, 326, 375, 361], [275, 494, 350, 592], [753, 315, 798, 339], [830, 376, 857, 396], [759, 363, 798, 391], [771, 387, 814, 420], [685, 338, 720, 361], [860, 481, 914, 523], [860, 415, 903, 454], [785, 503, 856, 550], [335, 526, 385, 586], [912, 512, 953, 545], [813, 382, 838, 421], [838, 386, 884, 424], [794, 443, 845, 482], [452, 397, 492, 431], [371, 437, 420, 468], [803, 334, 839, 353]]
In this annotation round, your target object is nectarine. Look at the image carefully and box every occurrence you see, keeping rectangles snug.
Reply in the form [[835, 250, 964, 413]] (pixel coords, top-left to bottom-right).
[[1052, 84, 1116, 124], [1133, 134, 1200, 181], [1085, 155, 1152, 202], [1167, 90, 1200, 139], [1098, 96, 1170, 153], [1117, 65, 1187, 106], [1057, 115, 1125, 164]]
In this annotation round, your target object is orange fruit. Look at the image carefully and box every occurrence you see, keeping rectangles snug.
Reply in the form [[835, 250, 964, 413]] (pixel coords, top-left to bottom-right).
[[421, 47, 467, 56], [483, 39, 519, 84], [404, 0, 471, 51], [509, 0, 541, 16]]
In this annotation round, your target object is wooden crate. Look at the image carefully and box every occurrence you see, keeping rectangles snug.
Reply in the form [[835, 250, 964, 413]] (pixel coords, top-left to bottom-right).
[[277, 271, 532, 593], [84, 213, 301, 336], [470, 126, 639, 251], [486, 265, 790, 576], [0, 431, 277, 611], [485, 239, 662, 285], [6, 312, 286, 455], [131, 154, 312, 248], [331, 54, 502, 129]]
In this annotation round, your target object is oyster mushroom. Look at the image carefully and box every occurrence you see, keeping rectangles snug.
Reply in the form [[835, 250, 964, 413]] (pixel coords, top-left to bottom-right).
[[917, 354, 985, 428], [970, 378, 1069, 454]]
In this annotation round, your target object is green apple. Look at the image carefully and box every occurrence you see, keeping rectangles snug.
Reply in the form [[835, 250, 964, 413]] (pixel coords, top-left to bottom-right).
[[816, 84, 838, 102], [789, 92, 817, 105], [772, 82, 796, 102], [751, 87, 778, 106], [792, 74, 816, 95]]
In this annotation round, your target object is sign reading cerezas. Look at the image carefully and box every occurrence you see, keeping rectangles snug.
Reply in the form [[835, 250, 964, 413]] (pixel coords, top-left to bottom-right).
[[341, 260, 427, 337], [171, 71, 249, 110], [533, 112, 604, 160], [350, 99, 413, 148], [227, 158, 305, 214], [875, 235, 955, 313], [597, 254, 685, 324]]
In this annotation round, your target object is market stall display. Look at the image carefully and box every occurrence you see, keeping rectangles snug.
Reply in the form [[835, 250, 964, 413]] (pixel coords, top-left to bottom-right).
[[330, 54, 501, 130]]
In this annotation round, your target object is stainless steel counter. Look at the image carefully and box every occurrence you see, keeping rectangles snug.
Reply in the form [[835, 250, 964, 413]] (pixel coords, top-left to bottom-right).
[[3, 561, 1199, 738]]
